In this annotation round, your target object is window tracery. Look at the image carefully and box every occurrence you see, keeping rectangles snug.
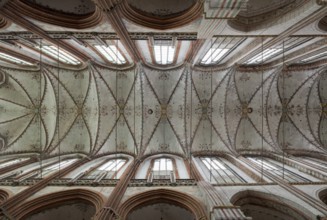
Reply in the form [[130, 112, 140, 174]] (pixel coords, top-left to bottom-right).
[[248, 157, 313, 183], [83, 158, 126, 180], [200, 157, 246, 184], [151, 157, 174, 180]]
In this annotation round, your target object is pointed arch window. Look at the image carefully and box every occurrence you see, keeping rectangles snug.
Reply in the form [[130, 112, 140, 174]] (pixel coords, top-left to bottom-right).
[[35, 158, 78, 178], [200, 157, 246, 184], [94, 45, 127, 65], [40, 45, 81, 65], [200, 37, 245, 65], [153, 40, 176, 65], [152, 158, 174, 180], [300, 50, 327, 63], [248, 157, 312, 183], [84, 158, 126, 180], [245, 37, 313, 64], [67, 158, 128, 184], [0, 158, 79, 182], [0, 158, 30, 169], [0, 52, 34, 66], [299, 157, 327, 170]]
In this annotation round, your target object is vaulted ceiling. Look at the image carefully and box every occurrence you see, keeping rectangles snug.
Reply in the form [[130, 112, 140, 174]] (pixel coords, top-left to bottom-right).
[[0, 64, 326, 157], [0, 0, 326, 158]]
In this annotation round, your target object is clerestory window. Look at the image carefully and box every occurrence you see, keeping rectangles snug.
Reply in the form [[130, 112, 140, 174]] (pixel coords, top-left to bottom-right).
[[95, 45, 127, 65], [0, 52, 34, 66], [200, 37, 245, 65], [84, 158, 126, 180], [200, 157, 246, 184], [0, 158, 29, 169], [153, 40, 176, 65], [152, 158, 174, 179], [41, 45, 81, 65], [248, 157, 312, 183]]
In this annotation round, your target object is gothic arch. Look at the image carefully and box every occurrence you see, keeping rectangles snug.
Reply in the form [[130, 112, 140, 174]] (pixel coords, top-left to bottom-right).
[[230, 190, 313, 220], [14, 189, 104, 220], [318, 188, 327, 205], [118, 0, 203, 30], [0, 189, 10, 219], [136, 153, 189, 179], [118, 189, 207, 219], [318, 16, 327, 32], [10, 0, 103, 29], [227, 0, 308, 32], [0, 189, 10, 204], [0, 16, 10, 29]]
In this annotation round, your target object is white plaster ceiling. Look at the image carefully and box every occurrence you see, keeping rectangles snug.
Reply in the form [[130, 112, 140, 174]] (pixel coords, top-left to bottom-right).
[[0, 64, 326, 157]]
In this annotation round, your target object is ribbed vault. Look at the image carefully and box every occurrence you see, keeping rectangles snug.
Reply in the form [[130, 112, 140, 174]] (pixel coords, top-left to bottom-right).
[[0, 64, 326, 157]]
